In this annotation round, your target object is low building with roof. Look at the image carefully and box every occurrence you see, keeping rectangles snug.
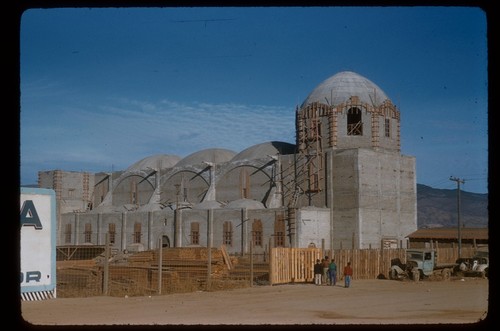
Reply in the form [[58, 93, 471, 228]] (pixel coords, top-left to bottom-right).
[[407, 227, 488, 249]]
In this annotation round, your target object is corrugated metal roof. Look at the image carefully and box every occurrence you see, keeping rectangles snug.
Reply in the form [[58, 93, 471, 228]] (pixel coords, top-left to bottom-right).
[[407, 228, 488, 240]]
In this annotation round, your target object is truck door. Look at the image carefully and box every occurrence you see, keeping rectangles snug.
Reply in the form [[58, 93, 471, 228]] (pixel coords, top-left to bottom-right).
[[422, 251, 434, 275]]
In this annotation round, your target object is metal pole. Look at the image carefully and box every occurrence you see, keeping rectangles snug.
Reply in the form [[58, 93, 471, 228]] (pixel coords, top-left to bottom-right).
[[207, 209, 213, 291], [103, 232, 109, 295], [268, 237, 273, 286], [458, 180, 462, 258], [450, 176, 465, 258], [250, 231, 254, 287], [157, 237, 162, 295]]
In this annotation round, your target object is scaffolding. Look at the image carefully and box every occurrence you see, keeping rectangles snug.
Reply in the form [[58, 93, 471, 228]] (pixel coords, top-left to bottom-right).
[[296, 103, 324, 201]]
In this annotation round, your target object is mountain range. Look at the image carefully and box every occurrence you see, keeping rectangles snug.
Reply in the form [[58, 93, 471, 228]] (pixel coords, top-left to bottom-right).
[[416, 184, 488, 229]]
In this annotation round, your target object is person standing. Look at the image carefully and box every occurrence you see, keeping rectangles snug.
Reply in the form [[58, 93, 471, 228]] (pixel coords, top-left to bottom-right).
[[322, 256, 330, 285], [328, 258, 337, 286], [343, 261, 353, 288], [314, 259, 323, 285]]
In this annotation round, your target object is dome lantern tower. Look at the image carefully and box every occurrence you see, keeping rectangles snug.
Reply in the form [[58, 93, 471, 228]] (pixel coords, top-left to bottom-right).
[[297, 71, 400, 153]]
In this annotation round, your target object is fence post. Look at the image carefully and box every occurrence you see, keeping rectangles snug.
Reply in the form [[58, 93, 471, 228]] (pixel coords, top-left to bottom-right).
[[250, 232, 254, 287], [379, 240, 384, 277], [103, 232, 109, 295], [157, 237, 163, 295], [207, 209, 213, 291], [269, 238, 274, 286]]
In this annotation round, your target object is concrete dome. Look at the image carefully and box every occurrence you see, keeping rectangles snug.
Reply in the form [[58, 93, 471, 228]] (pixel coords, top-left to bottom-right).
[[301, 71, 389, 108], [231, 141, 296, 162], [175, 148, 237, 167], [126, 154, 181, 172]]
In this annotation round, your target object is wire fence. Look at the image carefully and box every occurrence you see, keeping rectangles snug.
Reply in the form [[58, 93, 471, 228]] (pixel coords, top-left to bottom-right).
[[56, 234, 270, 298], [55, 237, 481, 298]]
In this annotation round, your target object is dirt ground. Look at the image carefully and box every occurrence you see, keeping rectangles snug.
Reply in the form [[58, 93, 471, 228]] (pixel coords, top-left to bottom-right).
[[19, 277, 490, 327]]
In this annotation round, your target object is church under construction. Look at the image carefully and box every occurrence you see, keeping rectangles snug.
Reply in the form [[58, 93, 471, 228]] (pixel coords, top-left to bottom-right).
[[38, 71, 417, 255]]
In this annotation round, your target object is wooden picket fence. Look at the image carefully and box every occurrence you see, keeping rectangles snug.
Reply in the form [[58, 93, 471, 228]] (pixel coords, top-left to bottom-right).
[[269, 248, 322, 284], [268, 247, 477, 285]]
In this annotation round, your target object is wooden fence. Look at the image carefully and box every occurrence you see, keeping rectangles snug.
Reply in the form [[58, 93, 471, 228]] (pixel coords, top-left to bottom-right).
[[269, 246, 478, 285], [269, 248, 322, 284]]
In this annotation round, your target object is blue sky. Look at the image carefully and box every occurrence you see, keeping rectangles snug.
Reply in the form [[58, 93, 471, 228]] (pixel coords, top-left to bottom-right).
[[20, 6, 488, 193]]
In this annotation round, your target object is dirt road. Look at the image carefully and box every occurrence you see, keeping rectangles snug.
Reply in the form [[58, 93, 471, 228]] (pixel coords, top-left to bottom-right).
[[20, 278, 490, 326]]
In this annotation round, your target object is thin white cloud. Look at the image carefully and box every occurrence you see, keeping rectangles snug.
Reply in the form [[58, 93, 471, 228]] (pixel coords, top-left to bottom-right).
[[20, 97, 295, 184]]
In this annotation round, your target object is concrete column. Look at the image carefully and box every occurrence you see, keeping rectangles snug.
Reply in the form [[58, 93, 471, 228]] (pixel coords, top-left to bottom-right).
[[174, 208, 182, 247], [328, 150, 334, 250], [147, 211, 153, 250], [241, 208, 248, 255], [207, 209, 213, 290], [97, 213, 102, 245], [153, 164, 161, 204], [74, 213, 79, 245], [121, 212, 127, 251], [207, 209, 213, 248]]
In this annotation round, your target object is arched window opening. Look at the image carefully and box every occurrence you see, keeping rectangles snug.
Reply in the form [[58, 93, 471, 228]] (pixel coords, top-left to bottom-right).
[[385, 118, 391, 138], [162, 235, 170, 248], [133, 222, 142, 243], [65, 223, 72, 244], [347, 107, 363, 135], [223, 221, 233, 246], [252, 219, 263, 247], [274, 215, 286, 247], [84, 223, 92, 243], [190, 222, 200, 245], [108, 223, 116, 244]]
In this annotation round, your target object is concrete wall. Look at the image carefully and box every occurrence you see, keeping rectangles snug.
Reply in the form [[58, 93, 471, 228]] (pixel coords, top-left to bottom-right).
[[56, 145, 416, 252], [329, 148, 417, 249], [296, 208, 331, 249], [39, 170, 95, 214], [335, 108, 374, 150], [61, 207, 296, 255], [112, 174, 155, 206]]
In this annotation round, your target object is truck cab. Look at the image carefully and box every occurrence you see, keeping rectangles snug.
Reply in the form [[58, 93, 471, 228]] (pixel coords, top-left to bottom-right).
[[406, 249, 436, 277]]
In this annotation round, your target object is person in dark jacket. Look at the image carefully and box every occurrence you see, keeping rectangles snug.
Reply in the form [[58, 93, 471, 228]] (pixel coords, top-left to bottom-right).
[[329, 258, 337, 286], [314, 259, 323, 285]]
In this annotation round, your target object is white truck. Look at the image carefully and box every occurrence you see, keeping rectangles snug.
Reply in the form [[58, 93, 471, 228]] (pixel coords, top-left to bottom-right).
[[454, 250, 489, 278]]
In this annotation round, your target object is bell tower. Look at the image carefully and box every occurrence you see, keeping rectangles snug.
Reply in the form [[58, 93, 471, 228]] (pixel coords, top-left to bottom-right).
[[293, 71, 417, 249]]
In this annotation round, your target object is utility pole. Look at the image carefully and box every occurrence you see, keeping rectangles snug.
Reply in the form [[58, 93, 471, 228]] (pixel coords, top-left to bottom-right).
[[449, 176, 465, 258]]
